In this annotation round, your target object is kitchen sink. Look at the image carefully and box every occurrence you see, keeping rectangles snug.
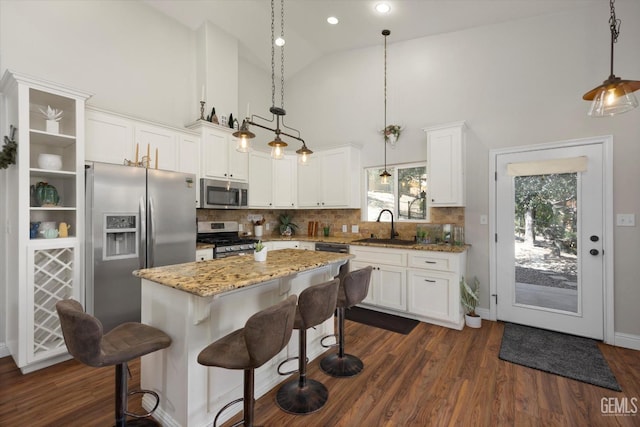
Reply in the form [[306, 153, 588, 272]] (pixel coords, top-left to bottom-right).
[[352, 238, 416, 246]]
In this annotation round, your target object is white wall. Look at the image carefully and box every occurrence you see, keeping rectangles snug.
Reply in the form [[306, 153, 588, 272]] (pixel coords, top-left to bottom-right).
[[1, 1, 638, 341], [0, 0, 196, 127], [284, 4, 640, 337]]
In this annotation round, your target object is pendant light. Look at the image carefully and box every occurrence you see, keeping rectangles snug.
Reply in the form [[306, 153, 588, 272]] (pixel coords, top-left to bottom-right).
[[379, 29, 392, 184], [583, 0, 640, 117], [232, 0, 312, 161]]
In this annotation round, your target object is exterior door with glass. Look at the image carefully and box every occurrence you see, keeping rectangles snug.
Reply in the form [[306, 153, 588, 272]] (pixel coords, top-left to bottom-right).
[[495, 141, 606, 339]]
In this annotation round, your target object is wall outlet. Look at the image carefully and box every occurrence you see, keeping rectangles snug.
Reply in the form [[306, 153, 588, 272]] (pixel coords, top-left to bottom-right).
[[342, 224, 347, 232], [265, 222, 270, 231], [351, 225, 359, 233], [616, 213, 635, 226], [480, 214, 488, 225]]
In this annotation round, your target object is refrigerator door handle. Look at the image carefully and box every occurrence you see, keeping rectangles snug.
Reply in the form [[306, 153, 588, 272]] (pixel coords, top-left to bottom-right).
[[139, 196, 146, 269], [148, 195, 156, 268]]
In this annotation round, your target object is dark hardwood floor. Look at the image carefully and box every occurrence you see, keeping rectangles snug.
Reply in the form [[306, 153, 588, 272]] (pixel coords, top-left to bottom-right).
[[1, 319, 638, 426]]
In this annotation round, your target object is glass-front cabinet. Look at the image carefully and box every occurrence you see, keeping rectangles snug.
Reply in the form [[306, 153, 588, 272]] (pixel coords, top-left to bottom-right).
[[1, 70, 91, 373]]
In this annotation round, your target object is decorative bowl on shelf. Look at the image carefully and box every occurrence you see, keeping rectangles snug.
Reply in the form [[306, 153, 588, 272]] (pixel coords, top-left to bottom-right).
[[37, 153, 62, 170]]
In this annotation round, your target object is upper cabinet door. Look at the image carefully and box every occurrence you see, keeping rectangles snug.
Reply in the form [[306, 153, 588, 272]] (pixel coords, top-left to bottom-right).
[[248, 151, 273, 207], [321, 148, 350, 207], [425, 122, 466, 207], [273, 155, 296, 208], [227, 136, 248, 181], [135, 124, 178, 171], [201, 128, 228, 179], [86, 110, 135, 164]]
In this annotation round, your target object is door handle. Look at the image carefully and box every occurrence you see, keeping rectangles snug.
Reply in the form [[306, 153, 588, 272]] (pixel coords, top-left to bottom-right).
[[139, 197, 146, 269], [590, 249, 599, 256], [148, 196, 156, 267]]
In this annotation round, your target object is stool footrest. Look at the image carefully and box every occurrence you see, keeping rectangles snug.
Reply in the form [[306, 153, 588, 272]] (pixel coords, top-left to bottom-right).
[[213, 397, 244, 427], [125, 389, 160, 419], [320, 334, 338, 348]]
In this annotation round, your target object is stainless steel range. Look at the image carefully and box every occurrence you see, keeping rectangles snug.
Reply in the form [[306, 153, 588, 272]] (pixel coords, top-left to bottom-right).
[[197, 221, 258, 258]]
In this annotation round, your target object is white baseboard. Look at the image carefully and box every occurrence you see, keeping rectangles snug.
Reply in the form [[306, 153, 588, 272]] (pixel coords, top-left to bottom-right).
[[0, 342, 9, 358], [473, 311, 640, 351], [614, 332, 640, 351], [476, 307, 491, 320]]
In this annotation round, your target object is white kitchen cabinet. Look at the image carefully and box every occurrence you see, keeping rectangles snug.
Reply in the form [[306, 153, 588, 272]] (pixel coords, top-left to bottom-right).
[[272, 154, 296, 208], [424, 121, 466, 207], [265, 240, 300, 250], [134, 123, 178, 171], [248, 151, 296, 208], [248, 151, 272, 207], [350, 244, 466, 329], [406, 250, 466, 329], [85, 108, 200, 177], [297, 146, 360, 208], [1, 70, 90, 372], [189, 121, 248, 182], [350, 247, 407, 312], [86, 108, 134, 165], [196, 248, 213, 261], [177, 132, 201, 206], [298, 241, 316, 251]]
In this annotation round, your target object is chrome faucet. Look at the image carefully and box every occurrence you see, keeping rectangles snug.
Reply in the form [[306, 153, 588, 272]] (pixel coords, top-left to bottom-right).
[[376, 209, 398, 239]]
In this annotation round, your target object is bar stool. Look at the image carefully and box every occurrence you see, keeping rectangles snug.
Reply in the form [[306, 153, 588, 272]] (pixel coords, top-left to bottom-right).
[[197, 295, 297, 427], [320, 266, 373, 377], [275, 278, 340, 414], [56, 298, 171, 427]]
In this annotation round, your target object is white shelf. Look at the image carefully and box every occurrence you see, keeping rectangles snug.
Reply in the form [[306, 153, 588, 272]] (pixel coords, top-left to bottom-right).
[[29, 168, 76, 178], [30, 129, 76, 146]]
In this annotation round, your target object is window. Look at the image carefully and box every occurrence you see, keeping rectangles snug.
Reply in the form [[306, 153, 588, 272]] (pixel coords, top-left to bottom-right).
[[365, 162, 427, 222]]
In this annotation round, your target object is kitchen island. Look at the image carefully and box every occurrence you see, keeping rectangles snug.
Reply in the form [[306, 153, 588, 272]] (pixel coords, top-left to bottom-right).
[[133, 249, 352, 427]]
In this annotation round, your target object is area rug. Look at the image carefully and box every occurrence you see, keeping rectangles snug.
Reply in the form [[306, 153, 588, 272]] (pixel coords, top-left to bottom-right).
[[499, 322, 621, 391], [345, 306, 419, 335]]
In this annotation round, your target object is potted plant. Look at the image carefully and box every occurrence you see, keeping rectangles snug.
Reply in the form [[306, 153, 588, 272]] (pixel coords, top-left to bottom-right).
[[460, 276, 481, 328], [278, 213, 298, 236], [254, 240, 267, 262]]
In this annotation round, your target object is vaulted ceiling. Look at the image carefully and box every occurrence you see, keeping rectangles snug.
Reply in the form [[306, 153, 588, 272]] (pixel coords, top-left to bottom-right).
[[145, 0, 604, 77]]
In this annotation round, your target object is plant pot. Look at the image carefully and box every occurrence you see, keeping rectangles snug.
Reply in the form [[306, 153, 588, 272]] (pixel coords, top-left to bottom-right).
[[465, 314, 482, 329], [254, 248, 267, 262], [46, 120, 59, 134]]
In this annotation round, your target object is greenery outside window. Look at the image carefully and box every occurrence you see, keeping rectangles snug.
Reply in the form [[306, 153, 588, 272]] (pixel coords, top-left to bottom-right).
[[365, 162, 428, 222]]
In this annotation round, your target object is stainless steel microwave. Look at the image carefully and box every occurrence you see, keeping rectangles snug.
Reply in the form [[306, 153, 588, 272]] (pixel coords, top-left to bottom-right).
[[199, 179, 248, 209]]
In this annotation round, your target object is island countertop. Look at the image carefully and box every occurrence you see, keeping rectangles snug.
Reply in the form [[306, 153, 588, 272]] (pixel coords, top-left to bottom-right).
[[133, 249, 352, 298]]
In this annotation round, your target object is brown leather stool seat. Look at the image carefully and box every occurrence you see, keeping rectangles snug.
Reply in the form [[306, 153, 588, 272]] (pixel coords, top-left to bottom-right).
[[275, 278, 339, 414], [320, 266, 373, 377], [198, 295, 297, 427], [56, 299, 171, 427]]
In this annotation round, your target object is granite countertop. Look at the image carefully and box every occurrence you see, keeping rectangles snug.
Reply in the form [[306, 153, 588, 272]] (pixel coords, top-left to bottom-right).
[[133, 249, 353, 298], [262, 235, 468, 253]]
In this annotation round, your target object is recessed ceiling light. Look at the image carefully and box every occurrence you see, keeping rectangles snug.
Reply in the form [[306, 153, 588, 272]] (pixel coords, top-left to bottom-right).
[[275, 37, 285, 47], [375, 3, 391, 14], [327, 16, 339, 25]]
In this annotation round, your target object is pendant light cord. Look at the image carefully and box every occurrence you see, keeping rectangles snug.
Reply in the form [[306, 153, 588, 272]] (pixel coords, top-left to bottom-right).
[[383, 30, 390, 173], [608, 0, 621, 79]]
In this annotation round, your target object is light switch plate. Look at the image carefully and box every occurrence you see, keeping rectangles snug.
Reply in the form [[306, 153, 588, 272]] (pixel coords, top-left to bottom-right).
[[351, 225, 359, 233], [342, 224, 347, 232], [616, 214, 635, 226], [480, 215, 488, 225]]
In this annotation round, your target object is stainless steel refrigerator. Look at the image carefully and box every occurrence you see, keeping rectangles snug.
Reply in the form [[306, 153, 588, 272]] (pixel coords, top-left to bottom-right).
[[85, 162, 196, 332]]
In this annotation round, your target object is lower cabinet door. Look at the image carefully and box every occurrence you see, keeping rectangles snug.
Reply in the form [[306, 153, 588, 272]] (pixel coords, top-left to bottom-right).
[[353, 261, 406, 311], [407, 269, 452, 321]]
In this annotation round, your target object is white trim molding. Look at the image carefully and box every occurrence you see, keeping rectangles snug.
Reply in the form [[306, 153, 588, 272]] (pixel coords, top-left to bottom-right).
[[0, 342, 10, 358], [614, 332, 640, 351]]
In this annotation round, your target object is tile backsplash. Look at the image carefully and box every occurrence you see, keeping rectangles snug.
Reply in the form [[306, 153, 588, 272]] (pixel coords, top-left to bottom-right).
[[197, 207, 464, 242]]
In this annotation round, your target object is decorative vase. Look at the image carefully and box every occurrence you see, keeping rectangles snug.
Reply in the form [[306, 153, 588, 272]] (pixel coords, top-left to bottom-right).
[[254, 225, 263, 237], [46, 120, 59, 134], [30, 181, 60, 207], [254, 248, 267, 262], [465, 314, 482, 329]]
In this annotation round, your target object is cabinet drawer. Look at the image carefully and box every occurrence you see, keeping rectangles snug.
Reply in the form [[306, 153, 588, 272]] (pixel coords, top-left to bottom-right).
[[408, 251, 455, 272], [350, 247, 406, 266]]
